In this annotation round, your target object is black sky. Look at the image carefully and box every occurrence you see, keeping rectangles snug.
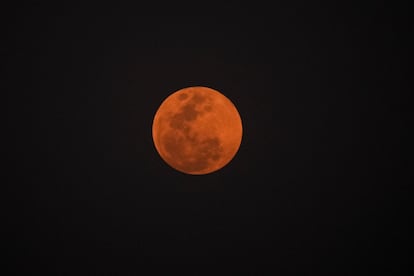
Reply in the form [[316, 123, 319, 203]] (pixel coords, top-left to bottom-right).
[[4, 1, 409, 275]]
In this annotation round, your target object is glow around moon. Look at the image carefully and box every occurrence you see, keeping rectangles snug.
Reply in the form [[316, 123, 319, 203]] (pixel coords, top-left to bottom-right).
[[152, 86, 243, 175]]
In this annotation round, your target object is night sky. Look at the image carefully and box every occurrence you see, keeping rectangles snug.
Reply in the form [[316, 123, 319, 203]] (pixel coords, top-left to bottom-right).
[[4, 2, 409, 275]]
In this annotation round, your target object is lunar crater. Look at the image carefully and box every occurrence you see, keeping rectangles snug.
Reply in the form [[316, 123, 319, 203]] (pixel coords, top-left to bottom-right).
[[191, 93, 207, 105], [178, 93, 188, 101]]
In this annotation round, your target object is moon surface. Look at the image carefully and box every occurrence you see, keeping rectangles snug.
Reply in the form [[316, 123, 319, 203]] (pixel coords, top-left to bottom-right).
[[152, 86, 243, 175]]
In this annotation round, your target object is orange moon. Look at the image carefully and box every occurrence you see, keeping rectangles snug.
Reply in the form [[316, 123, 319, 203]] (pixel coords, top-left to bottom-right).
[[152, 86, 243, 175]]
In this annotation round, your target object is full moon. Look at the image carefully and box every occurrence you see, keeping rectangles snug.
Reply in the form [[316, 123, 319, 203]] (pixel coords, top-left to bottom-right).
[[152, 86, 243, 175]]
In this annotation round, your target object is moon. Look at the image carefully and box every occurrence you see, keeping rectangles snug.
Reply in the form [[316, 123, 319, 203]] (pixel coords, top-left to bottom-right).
[[152, 86, 243, 175]]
